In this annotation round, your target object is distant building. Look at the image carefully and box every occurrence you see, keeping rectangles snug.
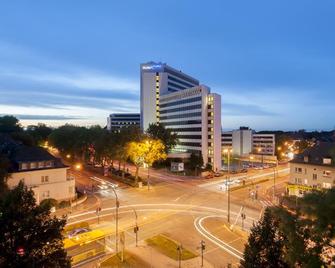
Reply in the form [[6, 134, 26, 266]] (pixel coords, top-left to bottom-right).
[[253, 133, 276, 156], [159, 85, 222, 171], [107, 113, 140, 132], [222, 127, 276, 157], [140, 62, 199, 131], [1, 136, 75, 204], [288, 142, 335, 196]]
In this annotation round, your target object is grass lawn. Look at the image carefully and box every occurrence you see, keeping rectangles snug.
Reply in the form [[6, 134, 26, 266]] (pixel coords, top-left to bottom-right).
[[146, 234, 198, 261], [100, 251, 150, 268]]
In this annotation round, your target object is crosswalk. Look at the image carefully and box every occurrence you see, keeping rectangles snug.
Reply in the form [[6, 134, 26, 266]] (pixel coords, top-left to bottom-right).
[[259, 199, 274, 207]]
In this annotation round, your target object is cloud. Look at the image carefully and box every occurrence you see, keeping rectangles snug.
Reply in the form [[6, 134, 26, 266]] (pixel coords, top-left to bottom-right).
[[0, 114, 84, 120], [222, 102, 278, 116]]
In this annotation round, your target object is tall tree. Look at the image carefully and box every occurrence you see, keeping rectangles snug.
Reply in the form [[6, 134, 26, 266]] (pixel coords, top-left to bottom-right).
[[0, 116, 22, 134], [187, 152, 204, 175], [0, 154, 10, 196], [126, 138, 167, 185], [0, 182, 70, 267], [241, 208, 288, 268], [146, 123, 178, 152], [26, 123, 52, 146]]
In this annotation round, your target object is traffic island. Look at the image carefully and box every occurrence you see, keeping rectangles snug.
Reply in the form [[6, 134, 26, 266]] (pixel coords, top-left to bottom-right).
[[145, 234, 198, 261], [100, 251, 150, 268]]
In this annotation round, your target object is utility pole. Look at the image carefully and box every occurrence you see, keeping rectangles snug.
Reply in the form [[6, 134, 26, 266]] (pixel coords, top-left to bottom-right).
[[147, 164, 150, 191], [224, 149, 232, 224]]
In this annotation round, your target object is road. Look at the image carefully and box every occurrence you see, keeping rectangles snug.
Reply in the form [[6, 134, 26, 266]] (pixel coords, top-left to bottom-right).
[[63, 163, 289, 267]]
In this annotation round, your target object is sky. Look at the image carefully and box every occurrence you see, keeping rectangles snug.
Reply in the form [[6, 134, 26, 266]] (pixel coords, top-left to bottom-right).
[[0, 0, 334, 131]]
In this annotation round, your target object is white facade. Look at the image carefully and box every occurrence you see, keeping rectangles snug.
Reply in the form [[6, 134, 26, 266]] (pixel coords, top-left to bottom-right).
[[159, 86, 222, 171], [140, 62, 199, 131], [7, 166, 75, 204], [222, 128, 276, 157], [252, 133, 276, 156]]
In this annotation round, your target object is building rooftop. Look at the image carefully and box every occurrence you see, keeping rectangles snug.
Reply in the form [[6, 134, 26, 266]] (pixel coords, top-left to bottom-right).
[[290, 142, 335, 167], [0, 135, 67, 172]]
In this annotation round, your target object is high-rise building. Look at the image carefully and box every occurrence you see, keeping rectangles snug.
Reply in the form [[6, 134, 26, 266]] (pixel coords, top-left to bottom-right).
[[159, 85, 221, 171], [107, 113, 140, 132], [140, 62, 199, 131], [140, 62, 221, 171]]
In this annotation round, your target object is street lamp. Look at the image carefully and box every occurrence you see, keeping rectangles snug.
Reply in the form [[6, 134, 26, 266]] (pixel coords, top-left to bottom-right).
[[131, 208, 139, 247], [223, 148, 232, 223], [272, 162, 278, 203], [257, 148, 264, 168], [75, 163, 82, 170], [110, 186, 119, 254]]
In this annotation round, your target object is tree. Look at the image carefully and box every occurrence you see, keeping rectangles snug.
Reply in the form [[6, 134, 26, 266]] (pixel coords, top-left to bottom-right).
[[0, 182, 70, 267], [187, 153, 203, 175], [26, 123, 52, 146], [0, 116, 22, 134], [0, 154, 10, 196], [241, 208, 288, 268], [126, 138, 167, 185], [146, 123, 178, 152]]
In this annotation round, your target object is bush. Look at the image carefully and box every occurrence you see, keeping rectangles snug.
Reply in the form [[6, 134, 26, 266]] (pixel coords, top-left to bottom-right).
[[58, 200, 70, 208], [40, 198, 58, 209]]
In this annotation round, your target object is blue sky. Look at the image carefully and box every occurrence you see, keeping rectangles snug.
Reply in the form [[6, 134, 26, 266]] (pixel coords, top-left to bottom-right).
[[0, 0, 334, 130]]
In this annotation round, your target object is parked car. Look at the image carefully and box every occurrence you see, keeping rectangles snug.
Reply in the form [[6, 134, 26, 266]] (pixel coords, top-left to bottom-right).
[[240, 168, 248, 173], [68, 228, 89, 238], [214, 172, 222, 177], [205, 174, 214, 179]]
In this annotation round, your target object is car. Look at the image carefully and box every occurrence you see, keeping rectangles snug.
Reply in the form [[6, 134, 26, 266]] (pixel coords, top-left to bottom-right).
[[240, 168, 248, 173], [109, 183, 119, 188], [97, 184, 108, 190], [68, 228, 89, 238], [205, 174, 214, 179], [230, 170, 238, 174], [214, 172, 222, 177]]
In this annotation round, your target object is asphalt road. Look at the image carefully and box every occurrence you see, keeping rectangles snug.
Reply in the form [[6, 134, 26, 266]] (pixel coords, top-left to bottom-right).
[[63, 163, 289, 267]]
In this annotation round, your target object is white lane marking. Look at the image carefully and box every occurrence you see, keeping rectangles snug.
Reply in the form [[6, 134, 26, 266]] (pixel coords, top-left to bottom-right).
[[198, 168, 289, 188], [194, 216, 244, 260], [67, 207, 256, 227]]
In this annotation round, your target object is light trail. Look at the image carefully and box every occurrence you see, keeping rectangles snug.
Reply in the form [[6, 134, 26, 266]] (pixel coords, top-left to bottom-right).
[[194, 215, 245, 260]]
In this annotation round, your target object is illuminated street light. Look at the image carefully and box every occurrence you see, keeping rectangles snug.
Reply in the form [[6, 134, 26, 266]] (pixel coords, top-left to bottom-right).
[[66, 154, 71, 159], [277, 146, 282, 151], [75, 163, 82, 170]]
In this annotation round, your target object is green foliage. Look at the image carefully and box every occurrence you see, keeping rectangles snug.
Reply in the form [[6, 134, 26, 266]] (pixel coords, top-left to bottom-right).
[[241, 208, 288, 268], [26, 123, 52, 146], [0, 116, 22, 133], [146, 123, 178, 152], [187, 153, 203, 175], [0, 154, 10, 196], [242, 188, 335, 267], [0, 182, 70, 267]]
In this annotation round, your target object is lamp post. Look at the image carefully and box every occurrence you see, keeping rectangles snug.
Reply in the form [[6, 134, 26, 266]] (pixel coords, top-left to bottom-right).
[[110, 186, 119, 254], [132, 208, 139, 247], [257, 148, 264, 168], [224, 148, 232, 223], [273, 161, 278, 202]]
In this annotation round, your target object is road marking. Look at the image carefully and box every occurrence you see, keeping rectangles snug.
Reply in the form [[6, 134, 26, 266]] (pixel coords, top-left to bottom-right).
[[198, 168, 289, 188], [194, 216, 244, 260]]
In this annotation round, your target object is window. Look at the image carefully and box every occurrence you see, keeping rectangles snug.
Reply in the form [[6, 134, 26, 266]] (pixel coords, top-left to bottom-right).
[[45, 161, 53, 167], [42, 191, 50, 198], [38, 161, 45, 168], [304, 179, 308, 185], [20, 163, 28, 170], [295, 167, 302, 173], [322, 182, 332, 189], [41, 176, 49, 183], [312, 174, 317, 180], [323, 170, 331, 177], [30, 162, 37, 169]]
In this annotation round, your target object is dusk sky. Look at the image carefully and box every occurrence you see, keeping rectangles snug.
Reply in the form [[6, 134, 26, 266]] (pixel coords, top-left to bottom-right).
[[0, 1, 334, 131]]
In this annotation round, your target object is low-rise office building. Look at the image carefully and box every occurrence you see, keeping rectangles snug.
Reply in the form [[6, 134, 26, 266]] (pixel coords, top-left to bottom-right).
[[222, 127, 276, 157], [107, 113, 140, 132], [3, 139, 75, 204], [288, 142, 335, 196], [159, 85, 222, 171]]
